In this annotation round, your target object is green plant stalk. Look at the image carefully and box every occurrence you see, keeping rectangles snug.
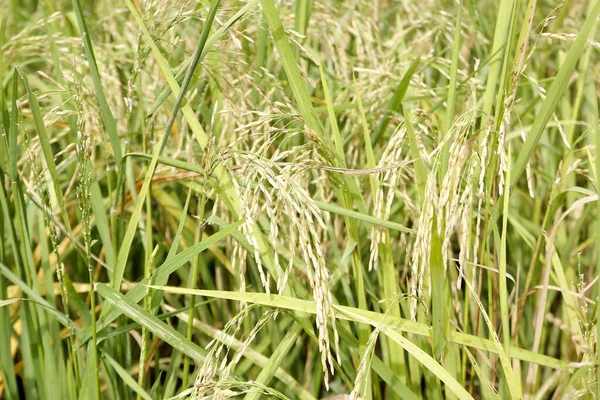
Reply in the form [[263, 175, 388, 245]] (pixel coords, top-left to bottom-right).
[[14, 181, 50, 397], [430, 223, 446, 361], [294, 0, 312, 38], [0, 242, 18, 398], [460, 172, 479, 388], [441, 0, 462, 173], [319, 65, 368, 212], [499, 145, 511, 358], [89, 267, 100, 399], [356, 75, 407, 389], [136, 82, 153, 397], [494, 3, 537, 377], [182, 191, 207, 389], [37, 212, 64, 399], [595, 104, 600, 400], [77, 134, 100, 398], [402, 105, 429, 392], [137, 189, 154, 398], [479, 0, 515, 130]]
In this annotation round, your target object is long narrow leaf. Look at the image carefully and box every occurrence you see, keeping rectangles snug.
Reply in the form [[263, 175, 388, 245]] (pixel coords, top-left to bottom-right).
[[96, 284, 207, 363], [147, 286, 571, 372]]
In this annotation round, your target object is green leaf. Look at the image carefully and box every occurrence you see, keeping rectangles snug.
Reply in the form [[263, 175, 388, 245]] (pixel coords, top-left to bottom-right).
[[147, 287, 571, 373], [315, 200, 414, 233], [0, 298, 18, 308], [243, 324, 303, 400], [8, 70, 19, 182], [371, 56, 420, 145], [96, 284, 207, 363], [102, 351, 153, 400], [0, 263, 76, 332]]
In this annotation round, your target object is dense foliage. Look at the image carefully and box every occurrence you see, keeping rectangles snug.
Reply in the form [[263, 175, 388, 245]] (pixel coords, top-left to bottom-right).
[[0, 0, 599, 399]]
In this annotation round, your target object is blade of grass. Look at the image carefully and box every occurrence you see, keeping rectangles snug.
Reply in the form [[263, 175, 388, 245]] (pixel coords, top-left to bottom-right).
[[96, 284, 207, 363], [315, 201, 414, 233], [371, 56, 420, 145], [90, 181, 116, 269], [0, 264, 76, 331], [479, 0, 515, 129], [464, 348, 502, 400], [0, 298, 18, 307], [243, 324, 303, 400], [339, 306, 474, 400], [102, 351, 153, 400], [499, 144, 511, 357], [8, 70, 18, 182], [148, 286, 571, 372]]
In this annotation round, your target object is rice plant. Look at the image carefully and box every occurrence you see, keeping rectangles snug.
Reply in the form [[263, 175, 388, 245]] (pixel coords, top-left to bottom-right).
[[0, 0, 599, 399]]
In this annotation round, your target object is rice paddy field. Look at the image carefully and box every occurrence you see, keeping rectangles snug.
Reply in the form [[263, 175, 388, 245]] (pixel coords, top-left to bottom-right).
[[1, 0, 599, 399]]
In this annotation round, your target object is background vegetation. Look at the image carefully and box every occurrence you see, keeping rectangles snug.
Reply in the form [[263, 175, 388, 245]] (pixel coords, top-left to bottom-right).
[[0, 0, 599, 398]]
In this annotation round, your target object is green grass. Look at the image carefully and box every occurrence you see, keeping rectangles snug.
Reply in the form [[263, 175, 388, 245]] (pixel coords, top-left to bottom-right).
[[0, 0, 599, 399]]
